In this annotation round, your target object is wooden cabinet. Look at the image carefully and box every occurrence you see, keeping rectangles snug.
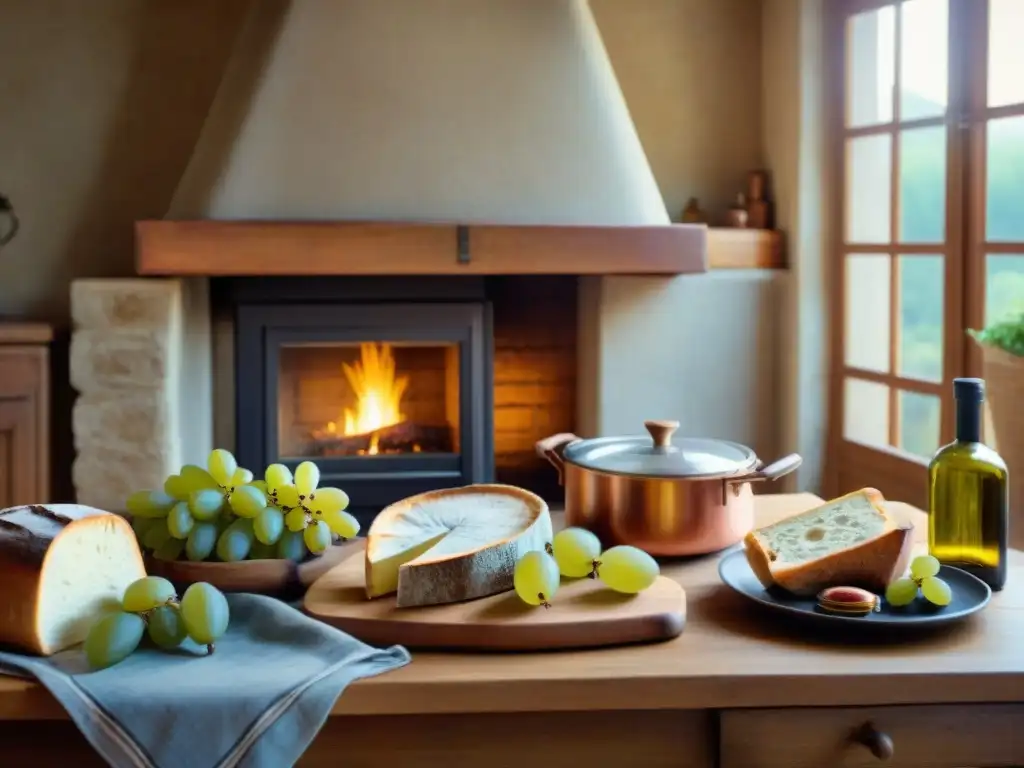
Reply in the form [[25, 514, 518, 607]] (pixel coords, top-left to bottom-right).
[[0, 323, 51, 506], [721, 705, 1024, 768]]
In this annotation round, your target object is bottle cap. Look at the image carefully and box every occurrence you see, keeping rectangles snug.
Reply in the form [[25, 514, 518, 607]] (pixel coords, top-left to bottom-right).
[[953, 377, 985, 401]]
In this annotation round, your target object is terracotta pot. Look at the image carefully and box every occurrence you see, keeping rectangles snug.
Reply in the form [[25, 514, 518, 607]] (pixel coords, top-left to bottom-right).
[[536, 420, 802, 556], [980, 344, 1024, 548]]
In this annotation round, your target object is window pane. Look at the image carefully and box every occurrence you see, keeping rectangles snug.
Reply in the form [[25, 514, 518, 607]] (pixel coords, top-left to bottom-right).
[[899, 126, 946, 242], [847, 134, 893, 243], [847, 6, 895, 127], [844, 377, 890, 449], [899, 0, 948, 120], [845, 254, 891, 373], [898, 391, 941, 459], [986, 116, 1024, 242], [986, 254, 1024, 325], [988, 0, 1024, 108], [898, 255, 944, 381]]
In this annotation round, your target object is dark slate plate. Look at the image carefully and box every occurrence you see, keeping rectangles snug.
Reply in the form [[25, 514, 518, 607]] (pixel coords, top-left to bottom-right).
[[717, 548, 992, 628]]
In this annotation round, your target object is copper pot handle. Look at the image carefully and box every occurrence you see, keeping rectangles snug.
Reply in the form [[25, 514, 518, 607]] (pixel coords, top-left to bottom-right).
[[535, 433, 580, 485], [722, 453, 802, 504], [741, 453, 803, 484]]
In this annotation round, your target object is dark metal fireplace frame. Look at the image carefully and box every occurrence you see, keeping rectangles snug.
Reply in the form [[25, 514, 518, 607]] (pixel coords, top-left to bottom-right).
[[219, 277, 494, 524]]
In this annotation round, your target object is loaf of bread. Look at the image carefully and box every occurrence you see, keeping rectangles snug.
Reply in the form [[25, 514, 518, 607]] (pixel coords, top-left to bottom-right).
[[0, 504, 147, 655], [743, 488, 913, 596]]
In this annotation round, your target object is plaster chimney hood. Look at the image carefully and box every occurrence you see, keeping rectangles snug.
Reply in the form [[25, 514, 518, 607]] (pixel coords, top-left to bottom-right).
[[137, 0, 705, 276]]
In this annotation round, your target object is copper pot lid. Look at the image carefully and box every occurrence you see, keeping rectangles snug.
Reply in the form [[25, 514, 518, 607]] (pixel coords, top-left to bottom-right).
[[561, 420, 759, 479]]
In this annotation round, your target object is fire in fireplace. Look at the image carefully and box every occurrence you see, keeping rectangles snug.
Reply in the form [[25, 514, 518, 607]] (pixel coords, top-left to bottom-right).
[[282, 341, 459, 458]]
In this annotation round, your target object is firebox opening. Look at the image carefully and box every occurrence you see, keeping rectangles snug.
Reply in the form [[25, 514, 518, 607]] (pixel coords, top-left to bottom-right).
[[278, 341, 461, 459]]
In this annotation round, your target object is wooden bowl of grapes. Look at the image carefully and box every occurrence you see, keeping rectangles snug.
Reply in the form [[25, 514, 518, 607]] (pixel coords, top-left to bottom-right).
[[143, 541, 355, 600]]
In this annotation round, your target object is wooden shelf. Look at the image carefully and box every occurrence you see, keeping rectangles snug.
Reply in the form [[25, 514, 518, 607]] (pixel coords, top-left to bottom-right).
[[706, 228, 785, 269], [135, 220, 707, 277]]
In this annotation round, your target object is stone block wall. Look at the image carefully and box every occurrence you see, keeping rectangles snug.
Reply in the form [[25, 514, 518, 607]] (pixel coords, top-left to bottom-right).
[[70, 278, 211, 510]]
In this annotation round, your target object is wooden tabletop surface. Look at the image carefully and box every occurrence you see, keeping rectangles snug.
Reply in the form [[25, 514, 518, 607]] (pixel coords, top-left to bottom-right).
[[1, 493, 1021, 720]]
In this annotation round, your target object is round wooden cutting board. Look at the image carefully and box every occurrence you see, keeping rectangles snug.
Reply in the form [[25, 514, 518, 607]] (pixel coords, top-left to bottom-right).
[[303, 548, 686, 651]]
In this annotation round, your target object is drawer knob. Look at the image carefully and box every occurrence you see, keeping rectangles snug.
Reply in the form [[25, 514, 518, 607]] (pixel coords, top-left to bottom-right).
[[852, 722, 894, 762]]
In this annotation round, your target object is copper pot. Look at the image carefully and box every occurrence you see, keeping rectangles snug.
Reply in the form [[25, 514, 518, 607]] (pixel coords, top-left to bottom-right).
[[536, 420, 802, 556]]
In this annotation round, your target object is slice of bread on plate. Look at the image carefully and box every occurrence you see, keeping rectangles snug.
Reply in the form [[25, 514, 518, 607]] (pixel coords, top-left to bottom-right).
[[743, 488, 913, 596]]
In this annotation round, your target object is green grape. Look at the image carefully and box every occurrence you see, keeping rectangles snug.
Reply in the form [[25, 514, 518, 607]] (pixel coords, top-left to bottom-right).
[[311, 486, 349, 514], [249, 479, 268, 495], [142, 521, 172, 552], [84, 611, 146, 670], [294, 460, 320, 496], [303, 520, 331, 553], [265, 463, 293, 490], [147, 605, 187, 649], [275, 484, 300, 509], [551, 527, 601, 578], [249, 540, 277, 560], [229, 485, 267, 518], [285, 508, 307, 532], [122, 576, 177, 613], [186, 522, 218, 562], [319, 509, 359, 539], [920, 575, 953, 607], [216, 518, 254, 562], [189, 488, 225, 521], [885, 577, 920, 607], [910, 554, 941, 580], [513, 550, 560, 606], [131, 515, 155, 542], [176, 464, 220, 496], [126, 490, 175, 518], [253, 507, 285, 545], [153, 536, 185, 562], [163, 474, 189, 501], [595, 545, 660, 594], [180, 582, 230, 649], [167, 502, 195, 539], [231, 467, 254, 486], [207, 449, 238, 487], [276, 530, 307, 562]]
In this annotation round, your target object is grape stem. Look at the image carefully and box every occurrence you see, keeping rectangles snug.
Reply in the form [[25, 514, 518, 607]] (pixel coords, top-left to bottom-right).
[[206, 643, 215, 655], [544, 542, 554, 555], [538, 593, 551, 609], [588, 560, 600, 579]]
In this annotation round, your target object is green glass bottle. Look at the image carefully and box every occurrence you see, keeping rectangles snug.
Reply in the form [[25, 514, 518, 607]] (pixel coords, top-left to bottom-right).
[[927, 378, 1009, 591]]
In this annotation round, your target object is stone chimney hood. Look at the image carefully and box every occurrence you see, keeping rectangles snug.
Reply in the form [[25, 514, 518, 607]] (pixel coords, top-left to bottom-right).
[[137, 0, 705, 276]]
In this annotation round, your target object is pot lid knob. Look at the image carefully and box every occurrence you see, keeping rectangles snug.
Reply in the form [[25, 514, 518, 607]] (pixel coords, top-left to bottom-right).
[[644, 420, 680, 448]]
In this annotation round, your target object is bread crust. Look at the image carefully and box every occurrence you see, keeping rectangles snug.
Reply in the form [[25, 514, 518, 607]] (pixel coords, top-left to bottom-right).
[[743, 488, 914, 597], [0, 504, 144, 655]]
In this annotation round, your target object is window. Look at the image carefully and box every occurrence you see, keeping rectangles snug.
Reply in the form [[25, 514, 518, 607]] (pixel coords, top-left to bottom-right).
[[827, 0, 1024, 506]]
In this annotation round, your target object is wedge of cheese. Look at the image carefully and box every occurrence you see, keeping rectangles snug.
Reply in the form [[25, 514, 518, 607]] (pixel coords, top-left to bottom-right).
[[0, 504, 148, 655], [743, 488, 914, 596], [365, 484, 552, 607]]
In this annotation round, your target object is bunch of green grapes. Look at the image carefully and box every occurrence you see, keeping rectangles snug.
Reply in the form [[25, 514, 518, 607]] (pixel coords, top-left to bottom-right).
[[884, 554, 953, 608], [512, 527, 661, 607], [83, 576, 230, 670], [126, 452, 359, 565]]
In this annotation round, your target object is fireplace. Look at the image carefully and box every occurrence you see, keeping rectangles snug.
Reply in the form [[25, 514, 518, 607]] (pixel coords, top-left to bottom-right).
[[219, 277, 494, 524]]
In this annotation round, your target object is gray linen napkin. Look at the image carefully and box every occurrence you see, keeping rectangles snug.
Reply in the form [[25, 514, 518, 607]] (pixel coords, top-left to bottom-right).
[[0, 593, 411, 768]]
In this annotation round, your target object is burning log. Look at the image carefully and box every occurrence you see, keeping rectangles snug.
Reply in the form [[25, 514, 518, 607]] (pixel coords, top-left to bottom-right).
[[309, 421, 454, 456]]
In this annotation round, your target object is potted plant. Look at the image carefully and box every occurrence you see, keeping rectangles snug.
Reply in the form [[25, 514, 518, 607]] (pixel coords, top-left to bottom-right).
[[969, 313, 1023, 531]]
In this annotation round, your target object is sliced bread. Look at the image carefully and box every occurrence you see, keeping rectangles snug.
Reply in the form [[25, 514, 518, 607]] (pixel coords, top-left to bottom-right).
[[743, 488, 913, 596]]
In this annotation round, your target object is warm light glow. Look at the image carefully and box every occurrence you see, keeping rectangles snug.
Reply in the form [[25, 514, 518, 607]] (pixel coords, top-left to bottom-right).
[[340, 343, 408, 454]]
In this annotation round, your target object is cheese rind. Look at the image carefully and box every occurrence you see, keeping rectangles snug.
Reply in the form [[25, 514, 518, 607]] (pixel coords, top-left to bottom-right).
[[743, 488, 914, 596], [0, 504, 148, 655], [365, 484, 552, 607]]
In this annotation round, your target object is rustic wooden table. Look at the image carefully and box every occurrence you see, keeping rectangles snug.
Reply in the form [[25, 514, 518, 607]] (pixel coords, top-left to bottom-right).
[[2, 493, 1022, 767]]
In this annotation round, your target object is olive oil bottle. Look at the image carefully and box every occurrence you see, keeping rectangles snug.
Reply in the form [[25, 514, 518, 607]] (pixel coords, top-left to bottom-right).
[[928, 378, 1009, 591]]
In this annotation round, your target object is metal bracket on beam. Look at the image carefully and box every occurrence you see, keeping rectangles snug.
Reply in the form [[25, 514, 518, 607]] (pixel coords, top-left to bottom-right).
[[456, 225, 470, 264]]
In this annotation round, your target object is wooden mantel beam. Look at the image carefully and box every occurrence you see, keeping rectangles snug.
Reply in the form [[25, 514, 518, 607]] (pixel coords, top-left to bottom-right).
[[135, 220, 707, 277]]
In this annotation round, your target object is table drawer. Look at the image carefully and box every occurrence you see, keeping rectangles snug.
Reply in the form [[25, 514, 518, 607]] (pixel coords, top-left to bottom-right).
[[720, 705, 1024, 768]]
